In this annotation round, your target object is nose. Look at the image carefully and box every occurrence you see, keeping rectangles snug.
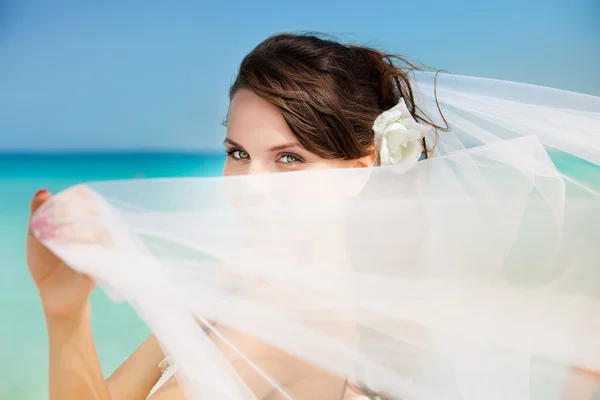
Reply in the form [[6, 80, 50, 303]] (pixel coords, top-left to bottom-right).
[[223, 160, 273, 205], [244, 161, 275, 206], [247, 160, 270, 176]]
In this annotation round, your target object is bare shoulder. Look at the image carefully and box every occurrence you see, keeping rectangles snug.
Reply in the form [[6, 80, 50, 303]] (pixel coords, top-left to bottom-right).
[[148, 374, 369, 400]]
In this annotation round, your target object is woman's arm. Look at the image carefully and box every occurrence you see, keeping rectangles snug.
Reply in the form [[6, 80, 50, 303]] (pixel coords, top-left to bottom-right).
[[46, 303, 112, 400], [47, 304, 167, 400]]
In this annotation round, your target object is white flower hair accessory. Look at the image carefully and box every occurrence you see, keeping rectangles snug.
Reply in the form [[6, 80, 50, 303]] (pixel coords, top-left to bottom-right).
[[372, 98, 431, 166]]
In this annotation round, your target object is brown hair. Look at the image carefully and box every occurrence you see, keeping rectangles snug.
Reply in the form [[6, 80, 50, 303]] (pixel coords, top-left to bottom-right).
[[229, 32, 448, 399], [229, 32, 448, 164]]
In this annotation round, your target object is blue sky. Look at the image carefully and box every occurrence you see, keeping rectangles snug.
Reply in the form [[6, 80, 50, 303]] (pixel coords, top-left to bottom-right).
[[0, 0, 598, 152]]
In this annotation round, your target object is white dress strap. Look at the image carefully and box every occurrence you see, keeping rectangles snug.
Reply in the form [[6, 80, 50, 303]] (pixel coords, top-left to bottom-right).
[[147, 356, 178, 399]]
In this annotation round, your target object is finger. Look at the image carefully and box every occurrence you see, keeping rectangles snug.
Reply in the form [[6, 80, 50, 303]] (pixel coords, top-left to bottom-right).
[[46, 200, 101, 222], [30, 189, 52, 216], [33, 185, 100, 228], [53, 185, 99, 218], [55, 184, 94, 202], [40, 220, 114, 247], [29, 190, 53, 237]]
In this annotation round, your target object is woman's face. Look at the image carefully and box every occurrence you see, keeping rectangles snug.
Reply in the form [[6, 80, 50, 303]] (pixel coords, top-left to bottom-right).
[[223, 89, 374, 176]]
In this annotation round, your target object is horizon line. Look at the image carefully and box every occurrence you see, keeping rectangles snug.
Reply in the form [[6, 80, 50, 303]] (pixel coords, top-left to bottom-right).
[[0, 149, 224, 156]]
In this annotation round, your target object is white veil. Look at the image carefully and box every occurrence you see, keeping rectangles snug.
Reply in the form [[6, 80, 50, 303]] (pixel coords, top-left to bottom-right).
[[33, 72, 600, 400]]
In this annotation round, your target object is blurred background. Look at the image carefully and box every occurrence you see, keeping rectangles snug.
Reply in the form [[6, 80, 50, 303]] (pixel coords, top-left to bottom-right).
[[0, 0, 598, 398]]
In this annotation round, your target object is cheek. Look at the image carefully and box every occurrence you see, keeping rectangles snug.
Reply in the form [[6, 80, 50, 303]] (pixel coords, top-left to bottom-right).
[[223, 159, 245, 176], [307, 159, 354, 170]]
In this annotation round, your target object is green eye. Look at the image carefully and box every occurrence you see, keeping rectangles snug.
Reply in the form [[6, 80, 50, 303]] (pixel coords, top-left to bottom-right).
[[280, 154, 301, 163], [231, 150, 249, 160]]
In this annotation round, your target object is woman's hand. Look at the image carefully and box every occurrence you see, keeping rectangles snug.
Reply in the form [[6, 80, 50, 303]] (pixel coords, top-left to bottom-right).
[[26, 185, 106, 319]]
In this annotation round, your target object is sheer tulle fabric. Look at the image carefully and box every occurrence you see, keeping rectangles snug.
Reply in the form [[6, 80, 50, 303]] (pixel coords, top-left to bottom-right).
[[34, 73, 600, 400]]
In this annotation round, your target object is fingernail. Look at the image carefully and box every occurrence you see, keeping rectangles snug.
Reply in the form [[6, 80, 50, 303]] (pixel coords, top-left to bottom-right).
[[35, 189, 48, 197]]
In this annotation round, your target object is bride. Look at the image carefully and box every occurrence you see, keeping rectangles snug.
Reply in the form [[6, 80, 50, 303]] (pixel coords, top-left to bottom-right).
[[26, 33, 600, 399]]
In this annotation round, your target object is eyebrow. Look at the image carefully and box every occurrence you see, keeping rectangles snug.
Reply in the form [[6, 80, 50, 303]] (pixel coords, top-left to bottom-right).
[[223, 138, 303, 152]]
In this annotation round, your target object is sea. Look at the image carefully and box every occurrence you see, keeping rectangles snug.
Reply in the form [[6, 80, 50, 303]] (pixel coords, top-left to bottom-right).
[[0, 153, 225, 399], [0, 151, 599, 399]]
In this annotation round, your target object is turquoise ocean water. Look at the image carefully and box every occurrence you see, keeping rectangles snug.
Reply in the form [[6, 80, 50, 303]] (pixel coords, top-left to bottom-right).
[[0, 151, 599, 399], [0, 153, 224, 399]]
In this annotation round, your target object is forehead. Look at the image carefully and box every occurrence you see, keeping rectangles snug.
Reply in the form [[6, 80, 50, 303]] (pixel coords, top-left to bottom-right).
[[226, 89, 298, 148]]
